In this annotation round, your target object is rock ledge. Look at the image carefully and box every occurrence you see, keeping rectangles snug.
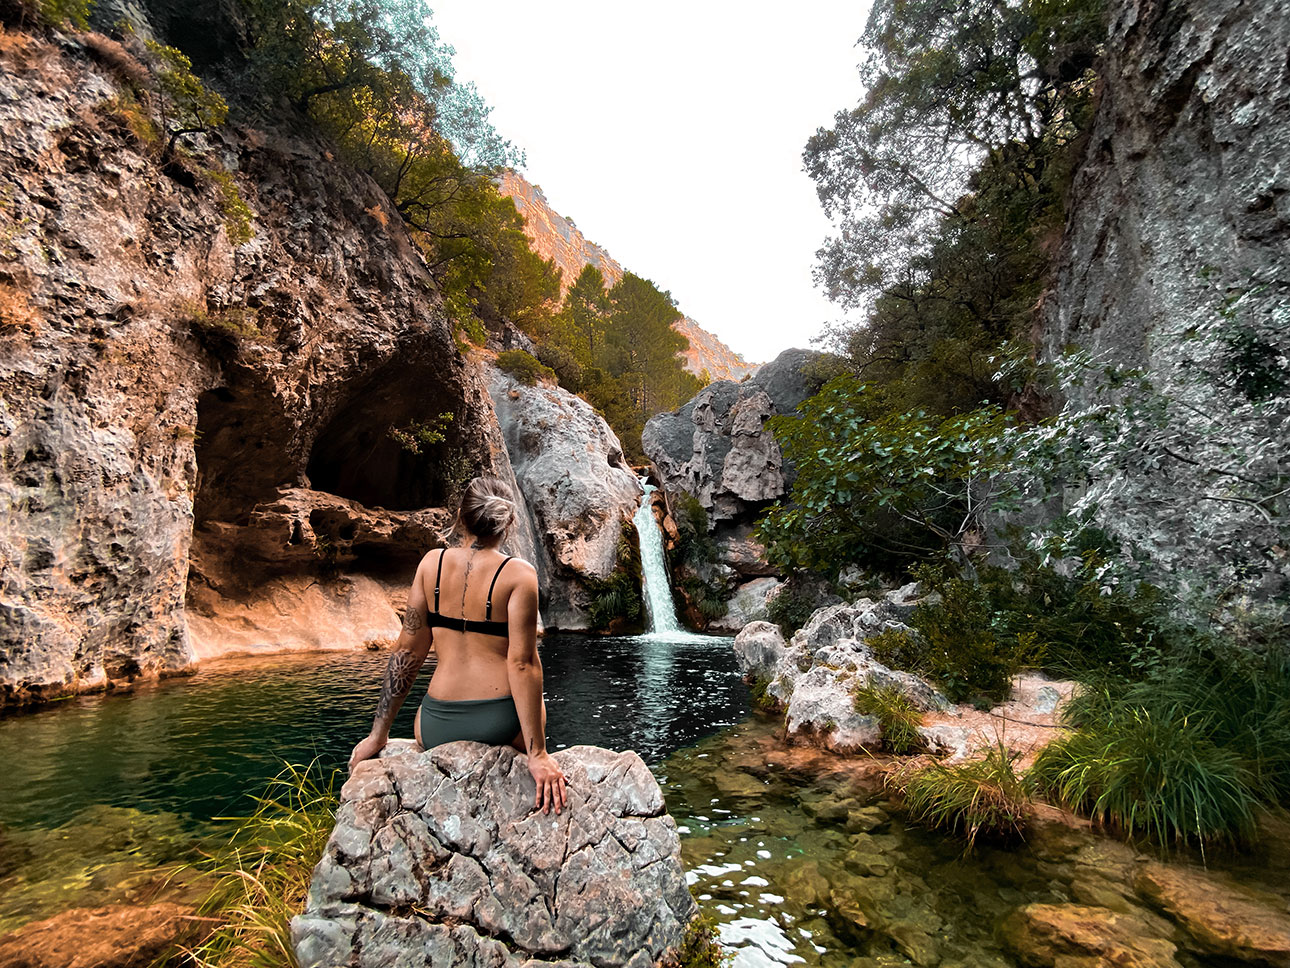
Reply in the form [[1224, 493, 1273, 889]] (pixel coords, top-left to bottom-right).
[[292, 741, 696, 968]]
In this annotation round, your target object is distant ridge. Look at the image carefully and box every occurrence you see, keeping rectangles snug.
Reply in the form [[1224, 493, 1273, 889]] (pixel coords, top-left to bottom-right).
[[498, 171, 759, 383]]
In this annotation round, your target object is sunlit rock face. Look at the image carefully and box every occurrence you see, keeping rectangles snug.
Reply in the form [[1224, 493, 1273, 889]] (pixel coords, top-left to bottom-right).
[[496, 170, 757, 382], [487, 367, 641, 629], [0, 29, 508, 704], [292, 740, 696, 968]]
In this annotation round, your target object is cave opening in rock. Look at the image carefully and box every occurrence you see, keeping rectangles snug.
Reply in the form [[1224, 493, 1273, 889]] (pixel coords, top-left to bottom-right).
[[194, 385, 293, 526], [306, 364, 465, 512]]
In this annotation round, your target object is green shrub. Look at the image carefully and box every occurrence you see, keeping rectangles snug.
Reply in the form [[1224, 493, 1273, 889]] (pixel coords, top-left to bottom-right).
[[1032, 706, 1260, 850], [176, 761, 339, 966], [899, 742, 1031, 852], [387, 412, 453, 455], [496, 349, 555, 386], [746, 676, 780, 712], [145, 39, 228, 157], [585, 530, 644, 632], [766, 582, 821, 638], [1032, 644, 1290, 848], [854, 682, 924, 754], [35, 0, 90, 29], [206, 169, 254, 246]]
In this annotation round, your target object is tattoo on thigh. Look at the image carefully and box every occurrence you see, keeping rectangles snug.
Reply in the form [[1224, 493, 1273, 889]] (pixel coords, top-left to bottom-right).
[[374, 649, 420, 723], [402, 604, 424, 634]]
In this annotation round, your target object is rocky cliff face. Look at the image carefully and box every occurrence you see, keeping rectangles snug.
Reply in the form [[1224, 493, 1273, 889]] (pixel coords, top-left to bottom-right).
[[1044, 0, 1289, 376], [487, 366, 642, 630], [497, 170, 758, 382], [0, 29, 517, 703], [642, 347, 821, 534]]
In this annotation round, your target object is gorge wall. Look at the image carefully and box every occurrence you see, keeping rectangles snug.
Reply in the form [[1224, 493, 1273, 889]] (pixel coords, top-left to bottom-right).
[[1044, 0, 1289, 375], [0, 23, 637, 705], [497, 171, 759, 382]]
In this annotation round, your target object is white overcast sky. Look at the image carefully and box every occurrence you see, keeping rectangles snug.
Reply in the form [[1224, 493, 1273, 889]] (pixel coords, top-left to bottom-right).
[[428, 1, 875, 364]]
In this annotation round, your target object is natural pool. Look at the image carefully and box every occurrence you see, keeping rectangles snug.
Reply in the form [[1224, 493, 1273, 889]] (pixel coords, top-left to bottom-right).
[[2, 634, 1288, 966]]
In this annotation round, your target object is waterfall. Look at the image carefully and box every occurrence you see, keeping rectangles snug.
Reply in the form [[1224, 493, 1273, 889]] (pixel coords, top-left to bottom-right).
[[631, 479, 728, 642], [632, 481, 683, 634]]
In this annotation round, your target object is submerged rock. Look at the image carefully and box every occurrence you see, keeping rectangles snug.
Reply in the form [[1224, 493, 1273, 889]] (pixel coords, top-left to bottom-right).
[[292, 740, 696, 968], [1134, 862, 1290, 967], [998, 902, 1182, 967], [0, 901, 201, 968]]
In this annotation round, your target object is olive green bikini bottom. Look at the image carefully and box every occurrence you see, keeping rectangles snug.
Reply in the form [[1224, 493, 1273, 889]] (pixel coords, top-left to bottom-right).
[[418, 694, 521, 749]]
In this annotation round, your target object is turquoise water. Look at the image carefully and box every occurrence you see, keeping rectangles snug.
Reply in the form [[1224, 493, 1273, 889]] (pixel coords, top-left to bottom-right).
[[0, 632, 744, 933]]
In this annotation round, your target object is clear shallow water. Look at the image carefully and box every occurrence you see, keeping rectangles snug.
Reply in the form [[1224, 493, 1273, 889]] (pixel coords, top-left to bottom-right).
[[0, 632, 742, 932]]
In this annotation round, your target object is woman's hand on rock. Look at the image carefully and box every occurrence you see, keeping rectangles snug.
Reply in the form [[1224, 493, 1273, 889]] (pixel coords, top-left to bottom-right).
[[348, 732, 386, 772], [527, 751, 567, 815]]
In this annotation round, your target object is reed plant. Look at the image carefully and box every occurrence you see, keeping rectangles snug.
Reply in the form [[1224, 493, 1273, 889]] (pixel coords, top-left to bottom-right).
[[854, 682, 925, 754], [1031, 706, 1259, 850], [173, 761, 339, 968], [1031, 644, 1290, 850], [897, 741, 1032, 852]]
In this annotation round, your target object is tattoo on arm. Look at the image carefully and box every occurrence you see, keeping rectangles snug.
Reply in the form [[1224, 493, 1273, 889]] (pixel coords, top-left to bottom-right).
[[402, 603, 425, 634], [373, 649, 421, 727], [528, 735, 545, 756]]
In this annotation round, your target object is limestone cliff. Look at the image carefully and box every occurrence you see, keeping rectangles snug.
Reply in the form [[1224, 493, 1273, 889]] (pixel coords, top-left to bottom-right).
[[0, 28, 526, 703], [497, 170, 758, 382], [1044, 0, 1289, 377]]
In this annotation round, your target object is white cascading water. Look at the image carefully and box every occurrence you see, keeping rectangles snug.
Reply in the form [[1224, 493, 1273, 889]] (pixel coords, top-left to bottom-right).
[[633, 480, 682, 634], [631, 479, 718, 643]]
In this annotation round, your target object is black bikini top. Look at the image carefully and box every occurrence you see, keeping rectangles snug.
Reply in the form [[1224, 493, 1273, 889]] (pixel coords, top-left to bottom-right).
[[426, 549, 513, 638]]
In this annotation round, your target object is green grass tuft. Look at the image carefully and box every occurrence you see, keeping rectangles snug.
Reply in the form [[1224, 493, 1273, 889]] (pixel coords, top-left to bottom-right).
[[669, 911, 731, 968], [170, 761, 339, 968], [898, 742, 1031, 852], [854, 682, 925, 754]]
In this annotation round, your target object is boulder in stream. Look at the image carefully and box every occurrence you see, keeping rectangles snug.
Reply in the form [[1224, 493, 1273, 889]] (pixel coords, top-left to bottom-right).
[[733, 588, 1075, 761], [291, 740, 696, 968]]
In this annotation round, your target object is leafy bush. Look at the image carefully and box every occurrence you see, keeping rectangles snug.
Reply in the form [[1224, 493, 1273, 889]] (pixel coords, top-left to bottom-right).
[[144, 39, 228, 156], [178, 761, 339, 966], [496, 349, 555, 386], [185, 302, 269, 349], [387, 413, 453, 454], [854, 682, 924, 754], [898, 742, 1032, 852], [765, 582, 822, 638], [585, 530, 644, 632]]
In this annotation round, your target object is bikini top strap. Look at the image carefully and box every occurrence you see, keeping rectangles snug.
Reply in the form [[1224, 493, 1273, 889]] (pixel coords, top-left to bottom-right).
[[433, 548, 446, 612], [485, 556, 513, 621]]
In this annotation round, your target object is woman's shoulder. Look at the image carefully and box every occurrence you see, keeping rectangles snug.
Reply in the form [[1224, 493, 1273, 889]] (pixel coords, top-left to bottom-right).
[[501, 555, 537, 580]]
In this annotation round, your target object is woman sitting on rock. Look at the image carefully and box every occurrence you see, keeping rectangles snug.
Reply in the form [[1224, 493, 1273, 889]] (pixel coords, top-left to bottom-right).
[[348, 476, 567, 815]]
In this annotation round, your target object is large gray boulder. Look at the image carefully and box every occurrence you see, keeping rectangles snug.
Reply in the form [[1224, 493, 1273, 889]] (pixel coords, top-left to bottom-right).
[[292, 741, 697, 968], [487, 367, 642, 629], [733, 588, 1077, 761], [642, 348, 823, 532]]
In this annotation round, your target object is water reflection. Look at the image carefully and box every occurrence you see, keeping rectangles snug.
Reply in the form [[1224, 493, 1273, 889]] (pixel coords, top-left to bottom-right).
[[0, 631, 744, 832]]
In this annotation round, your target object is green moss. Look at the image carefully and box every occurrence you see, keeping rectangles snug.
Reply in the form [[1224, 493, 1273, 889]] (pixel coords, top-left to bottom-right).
[[206, 169, 254, 246], [184, 301, 268, 352], [669, 912, 730, 968], [746, 676, 780, 712]]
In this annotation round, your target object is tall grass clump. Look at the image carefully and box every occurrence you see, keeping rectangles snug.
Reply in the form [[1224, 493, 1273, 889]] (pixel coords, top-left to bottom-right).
[[854, 682, 925, 754], [897, 742, 1032, 852], [1032, 646, 1290, 849], [179, 761, 339, 967]]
